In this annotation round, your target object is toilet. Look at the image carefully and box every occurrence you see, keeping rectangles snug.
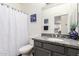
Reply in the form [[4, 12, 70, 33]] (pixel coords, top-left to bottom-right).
[[18, 36, 38, 56], [18, 44, 33, 56]]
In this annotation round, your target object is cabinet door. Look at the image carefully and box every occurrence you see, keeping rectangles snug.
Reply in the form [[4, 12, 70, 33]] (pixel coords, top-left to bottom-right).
[[34, 47, 51, 56], [43, 43, 64, 54], [67, 48, 77, 56]]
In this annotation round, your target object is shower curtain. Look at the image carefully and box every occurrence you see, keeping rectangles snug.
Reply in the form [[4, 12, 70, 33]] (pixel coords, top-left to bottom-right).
[[0, 4, 28, 56]]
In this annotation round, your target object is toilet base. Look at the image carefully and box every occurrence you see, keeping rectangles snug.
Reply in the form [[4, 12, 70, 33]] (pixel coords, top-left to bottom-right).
[[18, 54, 22, 56], [18, 53, 33, 56], [18, 50, 33, 56]]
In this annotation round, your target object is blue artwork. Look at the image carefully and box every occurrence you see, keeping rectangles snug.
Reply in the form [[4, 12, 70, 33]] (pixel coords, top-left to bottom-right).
[[30, 14, 36, 22]]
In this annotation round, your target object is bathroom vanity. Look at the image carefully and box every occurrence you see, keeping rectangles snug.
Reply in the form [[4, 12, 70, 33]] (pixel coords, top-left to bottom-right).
[[32, 36, 79, 56]]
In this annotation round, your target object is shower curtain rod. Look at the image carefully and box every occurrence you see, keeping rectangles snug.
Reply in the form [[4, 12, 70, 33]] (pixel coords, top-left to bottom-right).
[[0, 3, 27, 15]]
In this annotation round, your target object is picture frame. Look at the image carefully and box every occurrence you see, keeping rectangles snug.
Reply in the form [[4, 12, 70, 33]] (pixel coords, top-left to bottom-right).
[[44, 19, 48, 24], [30, 14, 36, 22], [44, 26, 48, 30]]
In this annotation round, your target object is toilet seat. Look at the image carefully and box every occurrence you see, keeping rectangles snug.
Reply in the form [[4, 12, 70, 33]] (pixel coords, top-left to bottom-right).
[[18, 44, 33, 54]]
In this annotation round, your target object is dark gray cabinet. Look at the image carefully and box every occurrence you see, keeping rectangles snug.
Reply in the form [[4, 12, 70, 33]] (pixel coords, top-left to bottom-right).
[[34, 47, 51, 56], [33, 40, 79, 56], [43, 43, 64, 54], [76, 50, 79, 56], [52, 52, 65, 56], [34, 41, 42, 47], [67, 48, 77, 56]]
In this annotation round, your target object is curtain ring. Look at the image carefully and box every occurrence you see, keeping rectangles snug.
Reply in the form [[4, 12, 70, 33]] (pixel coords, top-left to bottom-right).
[[1, 3, 3, 6], [7, 5, 9, 8]]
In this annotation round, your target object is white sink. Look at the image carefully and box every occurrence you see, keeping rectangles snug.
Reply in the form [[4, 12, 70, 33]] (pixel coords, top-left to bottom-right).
[[48, 38, 64, 42]]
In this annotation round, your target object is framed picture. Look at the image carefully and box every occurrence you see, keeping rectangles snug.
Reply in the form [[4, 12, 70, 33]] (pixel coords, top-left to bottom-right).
[[44, 19, 48, 24], [30, 14, 36, 22], [44, 26, 48, 30]]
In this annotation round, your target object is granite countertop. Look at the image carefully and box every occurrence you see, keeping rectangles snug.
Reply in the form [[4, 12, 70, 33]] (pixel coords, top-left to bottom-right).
[[32, 36, 79, 49]]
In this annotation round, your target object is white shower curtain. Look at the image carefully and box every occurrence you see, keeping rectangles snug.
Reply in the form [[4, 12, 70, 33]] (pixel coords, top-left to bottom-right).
[[0, 4, 28, 56], [15, 11, 29, 55], [0, 5, 9, 56], [9, 7, 17, 56]]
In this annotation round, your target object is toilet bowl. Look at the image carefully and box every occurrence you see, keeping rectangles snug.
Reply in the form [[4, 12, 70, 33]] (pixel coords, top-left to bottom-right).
[[18, 44, 33, 56]]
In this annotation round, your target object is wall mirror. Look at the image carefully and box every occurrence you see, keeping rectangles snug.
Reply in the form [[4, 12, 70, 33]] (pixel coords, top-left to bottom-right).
[[42, 3, 78, 34], [54, 14, 68, 34]]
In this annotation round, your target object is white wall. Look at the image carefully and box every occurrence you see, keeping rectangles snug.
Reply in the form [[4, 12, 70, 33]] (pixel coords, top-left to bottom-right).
[[42, 3, 77, 34], [22, 4, 45, 45]]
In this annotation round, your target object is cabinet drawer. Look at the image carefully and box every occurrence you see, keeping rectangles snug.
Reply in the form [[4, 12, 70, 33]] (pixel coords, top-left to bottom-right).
[[43, 43, 64, 54], [34, 41, 42, 47], [52, 52, 65, 56], [34, 47, 51, 56], [67, 48, 77, 56]]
